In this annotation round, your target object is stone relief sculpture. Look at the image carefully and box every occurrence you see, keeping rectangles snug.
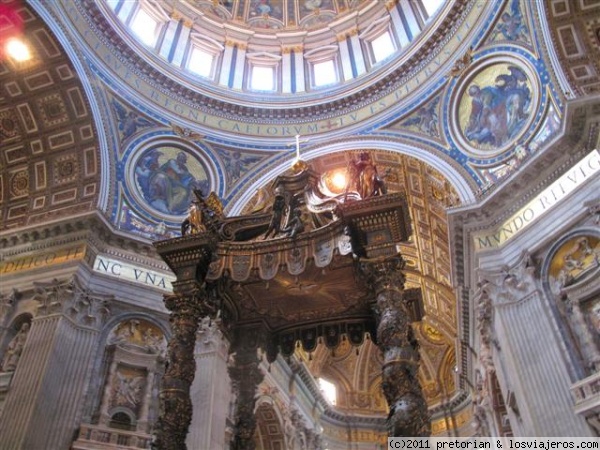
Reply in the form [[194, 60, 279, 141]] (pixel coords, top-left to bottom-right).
[[111, 319, 140, 343], [590, 303, 600, 335], [547, 235, 600, 371], [472, 369, 491, 437], [1, 322, 30, 372], [114, 370, 146, 410], [108, 319, 166, 356], [282, 409, 296, 449], [474, 280, 495, 374], [550, 236, 600, 295], [98, 319, 164, 436]]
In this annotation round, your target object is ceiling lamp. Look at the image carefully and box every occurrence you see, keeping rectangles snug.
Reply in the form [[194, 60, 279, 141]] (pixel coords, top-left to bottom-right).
[[6, 38, 31, 62]]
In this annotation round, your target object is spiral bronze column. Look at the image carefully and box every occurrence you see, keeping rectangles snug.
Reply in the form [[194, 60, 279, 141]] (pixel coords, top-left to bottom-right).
[[360, 256, 431, 436], [229, 329, 264, 450], [152, 281, 215, 450]]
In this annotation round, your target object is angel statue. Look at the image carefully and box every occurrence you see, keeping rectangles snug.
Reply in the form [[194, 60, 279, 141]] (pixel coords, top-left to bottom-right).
[[181, 189, 224, 236], [345, 152, 386, 199]]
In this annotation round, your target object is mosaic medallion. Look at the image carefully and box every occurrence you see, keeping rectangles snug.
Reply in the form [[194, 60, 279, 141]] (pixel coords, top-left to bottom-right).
[[453, 58, 538, 157], [130, 145, 210, 217]]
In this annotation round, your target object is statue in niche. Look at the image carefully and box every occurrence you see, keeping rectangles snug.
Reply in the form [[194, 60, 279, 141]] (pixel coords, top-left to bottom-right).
[[346, 152, 386, 199], [1, 322, 30, 372]]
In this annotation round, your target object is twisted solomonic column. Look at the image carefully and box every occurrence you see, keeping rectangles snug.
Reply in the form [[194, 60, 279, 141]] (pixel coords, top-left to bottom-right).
[[152, 281, 216, 450], [228, 330, 266, 450], [360, 256, 431, 436]]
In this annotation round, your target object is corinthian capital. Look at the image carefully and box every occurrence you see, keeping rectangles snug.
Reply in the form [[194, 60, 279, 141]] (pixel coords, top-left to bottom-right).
[[34, 277, 75, 316]]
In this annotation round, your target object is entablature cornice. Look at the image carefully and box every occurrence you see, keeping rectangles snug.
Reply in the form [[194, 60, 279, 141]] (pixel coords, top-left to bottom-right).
[[450, 97, 600, 232], [0, 212, 171, 275]]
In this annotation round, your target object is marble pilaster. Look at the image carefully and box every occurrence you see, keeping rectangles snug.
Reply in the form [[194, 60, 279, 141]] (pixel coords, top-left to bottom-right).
[[187, 317, 231, 450], [486, 259, 593, 436], [0, 277, 111, 450]]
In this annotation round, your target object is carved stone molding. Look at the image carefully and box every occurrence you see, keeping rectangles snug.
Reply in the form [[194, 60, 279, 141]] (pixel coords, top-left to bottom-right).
[[481, 252, 538, 307], [33, 278, 74, 317], [32, 276, 112, 328]]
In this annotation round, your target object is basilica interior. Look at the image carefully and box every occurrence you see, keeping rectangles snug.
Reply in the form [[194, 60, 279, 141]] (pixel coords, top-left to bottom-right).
[[1, 0, 600, 449]]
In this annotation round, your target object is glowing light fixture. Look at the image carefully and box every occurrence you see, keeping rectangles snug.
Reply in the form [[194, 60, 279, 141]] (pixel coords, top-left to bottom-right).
[[6, 38, 31, 62], [331, 172, 347, 191], [318, 378, 337, 405]]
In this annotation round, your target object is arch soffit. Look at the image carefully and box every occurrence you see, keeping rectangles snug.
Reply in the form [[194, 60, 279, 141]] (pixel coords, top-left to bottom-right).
[[227, 139, 476, 216]]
